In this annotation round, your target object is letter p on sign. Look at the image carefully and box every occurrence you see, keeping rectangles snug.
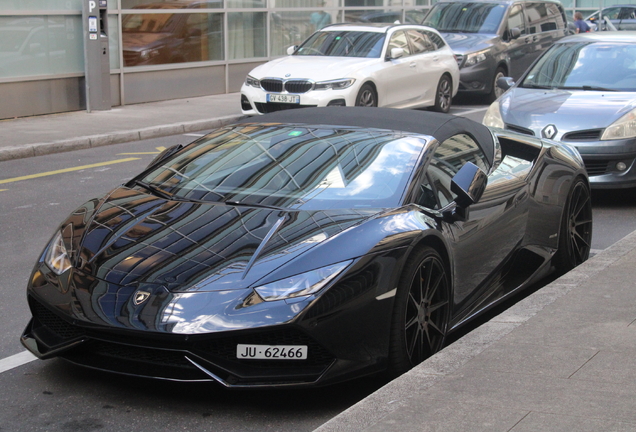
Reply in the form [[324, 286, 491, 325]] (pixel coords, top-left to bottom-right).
[[89, 0, 96, 12]]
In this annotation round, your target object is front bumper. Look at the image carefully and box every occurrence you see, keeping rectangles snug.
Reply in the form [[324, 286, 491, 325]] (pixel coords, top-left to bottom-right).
[[240, 83, 358, 115]]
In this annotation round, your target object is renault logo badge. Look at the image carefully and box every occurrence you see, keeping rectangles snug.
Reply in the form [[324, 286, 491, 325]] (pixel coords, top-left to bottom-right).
[[133, 290, 151, 306], [542, 124, 558, 139]]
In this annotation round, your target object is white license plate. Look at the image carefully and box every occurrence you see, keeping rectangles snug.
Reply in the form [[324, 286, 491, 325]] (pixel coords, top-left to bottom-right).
[[236, 344, 308, 360], [267, 94, 300, 104]]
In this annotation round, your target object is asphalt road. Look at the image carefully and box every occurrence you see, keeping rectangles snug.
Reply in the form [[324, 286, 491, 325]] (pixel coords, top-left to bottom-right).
[[1, 105, 635, 431]]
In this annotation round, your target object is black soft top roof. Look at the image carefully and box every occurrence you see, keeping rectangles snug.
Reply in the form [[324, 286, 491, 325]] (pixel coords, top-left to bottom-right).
[[237, 107, 496, 167]]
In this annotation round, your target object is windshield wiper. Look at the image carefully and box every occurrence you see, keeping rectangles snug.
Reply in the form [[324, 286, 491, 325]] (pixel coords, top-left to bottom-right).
[[224, 200, 288, 211], [558, 85, 617, 92], [521, 83, 553, 89], [132, 179, 174, 200]]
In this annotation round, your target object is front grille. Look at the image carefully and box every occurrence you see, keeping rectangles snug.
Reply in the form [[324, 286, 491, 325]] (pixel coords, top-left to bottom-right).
[[260, 79, 283, 92], [285, 80, 313, 93], [259, 79, 313, 94], [562, 129, 603, 141], [506, 124, 535, 136], [255, 103, 317, 114], [30, 297, 85, 340], [584, 159, 610, 176], [62, 340, 206, 381]]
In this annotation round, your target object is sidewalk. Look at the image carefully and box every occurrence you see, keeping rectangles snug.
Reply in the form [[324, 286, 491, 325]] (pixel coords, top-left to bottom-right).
[[2, 94, 636, 432], [0, 93, 244, 161], [315, 228, 636, 432]]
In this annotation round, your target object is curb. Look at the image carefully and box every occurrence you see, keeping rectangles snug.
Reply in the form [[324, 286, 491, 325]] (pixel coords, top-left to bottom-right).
[[314, 228, 636, 432], [0, 114, 245, 162]]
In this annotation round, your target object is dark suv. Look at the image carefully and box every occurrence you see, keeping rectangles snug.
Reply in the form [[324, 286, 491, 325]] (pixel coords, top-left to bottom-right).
[[422, 0, 572, 101]]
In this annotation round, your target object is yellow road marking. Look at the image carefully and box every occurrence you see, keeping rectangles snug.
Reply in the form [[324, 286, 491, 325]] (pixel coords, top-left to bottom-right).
[[0, 158, 140, 185], [118, 146, 166, 155], [0, 189, 7, 192]]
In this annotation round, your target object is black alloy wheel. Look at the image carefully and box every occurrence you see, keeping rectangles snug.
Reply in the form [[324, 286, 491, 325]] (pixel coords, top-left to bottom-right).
[[389, 246, 450, 376], [355, 83, 377, 107], [553, 178, 593, 275], [433, 75, 452, 113]]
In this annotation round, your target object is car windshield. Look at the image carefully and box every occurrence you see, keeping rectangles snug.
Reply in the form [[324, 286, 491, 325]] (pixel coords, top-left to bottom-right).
[[140, 124, 425, 210], [520, 42, 636, 92], [294, 31, 386, 58], [422, 2, 506, 33]]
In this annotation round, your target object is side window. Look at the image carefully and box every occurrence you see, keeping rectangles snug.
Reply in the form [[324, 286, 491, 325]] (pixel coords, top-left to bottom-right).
[[602, 7, 622, 20], [427, 31, 446, 50], [506, 4, 526, 37], [418, 134, 489, 209], [387, 30, 411, 57], [524, 3, 550, 34], [406, 29, 436, 54]]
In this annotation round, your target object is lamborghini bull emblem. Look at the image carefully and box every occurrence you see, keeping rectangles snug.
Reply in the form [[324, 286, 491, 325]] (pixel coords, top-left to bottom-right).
[[133, 290, 151, 306]]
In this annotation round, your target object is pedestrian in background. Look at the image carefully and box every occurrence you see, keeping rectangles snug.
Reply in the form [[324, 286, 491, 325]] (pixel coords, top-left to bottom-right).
[[574, 12, 591, 33]]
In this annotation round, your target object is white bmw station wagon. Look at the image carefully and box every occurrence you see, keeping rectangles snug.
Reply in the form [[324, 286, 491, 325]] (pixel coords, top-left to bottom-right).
[[240, 23, 460, 115]]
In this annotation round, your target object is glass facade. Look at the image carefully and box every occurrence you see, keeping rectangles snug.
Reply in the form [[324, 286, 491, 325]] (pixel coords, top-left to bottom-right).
[[0, 0, 633, 115]]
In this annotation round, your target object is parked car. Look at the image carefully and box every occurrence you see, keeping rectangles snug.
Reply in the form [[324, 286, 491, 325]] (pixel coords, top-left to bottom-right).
[[422, 0, 572, 102], [240, 23, 460, 115], [21, 107, 591, 388], [484, 32, 636, 189], [586, 5, 636, 31]]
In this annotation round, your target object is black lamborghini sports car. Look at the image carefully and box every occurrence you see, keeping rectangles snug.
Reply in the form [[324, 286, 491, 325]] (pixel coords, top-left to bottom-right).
[[22, 108, 592, 388]]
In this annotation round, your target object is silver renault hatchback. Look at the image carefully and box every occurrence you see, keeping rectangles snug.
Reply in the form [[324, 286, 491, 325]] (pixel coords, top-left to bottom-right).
[[484, 32, 636, 189]]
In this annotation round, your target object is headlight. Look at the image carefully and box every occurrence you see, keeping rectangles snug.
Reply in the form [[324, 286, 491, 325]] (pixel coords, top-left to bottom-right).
[[601, 108, 636, 140], [44, 231, 72, 275], [463, 50, 488, 68], [245, 75, 260, 88], [140, 48, 160, 61], [314, 78, 355, 91], [254, 260, 352, 301], [483, 101, 505, 128]]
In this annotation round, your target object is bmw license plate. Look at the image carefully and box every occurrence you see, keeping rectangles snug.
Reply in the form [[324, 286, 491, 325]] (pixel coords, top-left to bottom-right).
[[237, 344, 308, 360], [267, 94, 300, 104]]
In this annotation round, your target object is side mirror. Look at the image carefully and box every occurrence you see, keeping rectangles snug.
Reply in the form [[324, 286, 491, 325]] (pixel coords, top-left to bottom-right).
[[509, 27, 521, 40], [286, 45, 297, 55], [389, 47, 404, 59], [146, 144, 183, 169], [496, 76, 515, 91], [451, 162, 487, 208]]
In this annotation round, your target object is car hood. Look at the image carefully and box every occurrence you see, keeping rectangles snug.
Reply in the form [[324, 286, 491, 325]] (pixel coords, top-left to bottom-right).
[[248, 56, 376, 80], [64, 186, 381, 293], [439, 32, 496, 54], [499, 87, 636, 136]]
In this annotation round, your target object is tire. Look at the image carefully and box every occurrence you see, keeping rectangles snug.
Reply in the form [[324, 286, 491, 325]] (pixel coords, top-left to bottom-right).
[[433, 75, 452, 113], [355, 84, 377, 107], [389, 246, 450, 376], [485, 67, 506, 104], [552, 178, 593, 275]]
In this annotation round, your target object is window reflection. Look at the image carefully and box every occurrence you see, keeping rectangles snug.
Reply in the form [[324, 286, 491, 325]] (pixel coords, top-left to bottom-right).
[[142, 125, 425, 209], [122, 7, 223, 66], [228, 12, 266, 59], [0, 15, 83, 79]]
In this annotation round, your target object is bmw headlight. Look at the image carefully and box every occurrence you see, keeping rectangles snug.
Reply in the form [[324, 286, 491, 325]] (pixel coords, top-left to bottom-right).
[[314, 79, 355, 91], [44, 231, 72, 275], [254, 260, 352, 301], [483, 101, 505, 128], [601, 108, 636, 140], [245, 75, 261, 88], [463, 49, 488, 68]]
